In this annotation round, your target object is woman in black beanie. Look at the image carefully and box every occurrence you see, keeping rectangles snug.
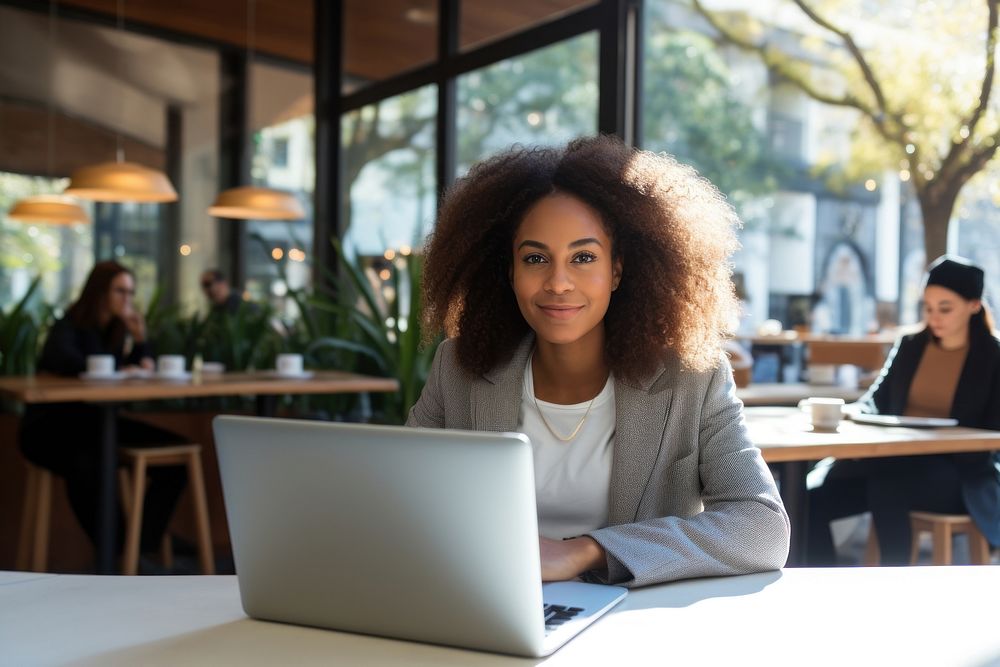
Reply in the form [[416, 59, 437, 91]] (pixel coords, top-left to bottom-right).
[[807, 255, 1000, 565]]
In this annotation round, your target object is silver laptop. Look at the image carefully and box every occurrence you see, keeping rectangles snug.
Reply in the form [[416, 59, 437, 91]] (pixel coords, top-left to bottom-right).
[[213, 415, 627, 657]]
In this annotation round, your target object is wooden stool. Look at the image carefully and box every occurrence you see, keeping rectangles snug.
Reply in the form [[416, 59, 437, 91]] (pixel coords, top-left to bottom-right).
[[16, 464, 53, 572], [119, 445, 215, 576], [909, 512, 992, 566], [863, 513, 993, 566], [18, 445, 215, 575]]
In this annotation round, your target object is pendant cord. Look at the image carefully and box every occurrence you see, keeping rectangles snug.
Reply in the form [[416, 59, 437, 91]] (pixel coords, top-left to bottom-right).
[[115, 0, 124, 163]]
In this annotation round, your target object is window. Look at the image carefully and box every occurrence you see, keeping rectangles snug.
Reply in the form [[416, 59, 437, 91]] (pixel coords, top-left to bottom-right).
[[342, 85, 437, 261], [246, 62, 314, 314], [0, 172, 93, 307], [457, 32, 598, 172]]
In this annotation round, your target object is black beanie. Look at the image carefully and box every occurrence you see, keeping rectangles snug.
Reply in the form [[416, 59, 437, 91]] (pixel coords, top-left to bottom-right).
[[925, 255, 984, 301]]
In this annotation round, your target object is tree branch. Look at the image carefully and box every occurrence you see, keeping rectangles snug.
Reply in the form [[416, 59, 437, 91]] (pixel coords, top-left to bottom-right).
[[690, 0, 907, 149], [789, 0, 895, 124], [937, 0, 999, 184]]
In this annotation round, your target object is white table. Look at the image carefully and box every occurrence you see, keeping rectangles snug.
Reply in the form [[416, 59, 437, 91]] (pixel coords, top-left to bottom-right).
[[736, 382, 864, 407], [2, 568, 998, 666], [746, 406, 1000, 564]]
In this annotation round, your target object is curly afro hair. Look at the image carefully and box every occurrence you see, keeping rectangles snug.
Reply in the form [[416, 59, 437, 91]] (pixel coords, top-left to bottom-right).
[[421, 135, 740, 382]]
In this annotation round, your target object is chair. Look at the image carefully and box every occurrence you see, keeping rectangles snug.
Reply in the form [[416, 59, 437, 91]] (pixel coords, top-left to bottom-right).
[[726, 342, 753, 388], [862, 512, 992, 565], [16, 464, 53, 572], [806, 340, 890, 370], [909, 512, 992, 565], [806, 339, 890, 387], [17, 444, 215, 575], [118, 445, 215, 575]]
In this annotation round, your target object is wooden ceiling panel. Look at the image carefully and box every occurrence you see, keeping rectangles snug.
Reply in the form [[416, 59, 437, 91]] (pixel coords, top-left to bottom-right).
[[58, 0, 314, 63], [40, 0, 592, 82]]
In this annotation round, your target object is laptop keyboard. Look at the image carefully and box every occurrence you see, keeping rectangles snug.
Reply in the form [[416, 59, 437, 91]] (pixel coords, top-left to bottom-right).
[[543, 604, 584, 634]]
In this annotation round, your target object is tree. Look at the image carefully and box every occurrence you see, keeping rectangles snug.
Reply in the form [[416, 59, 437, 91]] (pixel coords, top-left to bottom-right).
[[643, 19, 781, 227], [690, 0, 1000, 260]]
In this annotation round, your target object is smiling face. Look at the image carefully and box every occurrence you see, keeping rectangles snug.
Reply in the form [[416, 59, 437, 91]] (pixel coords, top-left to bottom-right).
[[511, 193, 622, 350], [923, 284, 981, 346], [105, 271, 136, 320]]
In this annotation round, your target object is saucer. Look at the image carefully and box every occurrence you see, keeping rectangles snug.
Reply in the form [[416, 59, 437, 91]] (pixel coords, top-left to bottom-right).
[[80, 371, 127, 381], [264, 370, 315, 379], [156, 371, 192, 381]]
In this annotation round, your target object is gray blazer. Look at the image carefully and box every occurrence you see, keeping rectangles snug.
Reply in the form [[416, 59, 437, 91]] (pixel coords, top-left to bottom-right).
[[406, 336, 790, 587]]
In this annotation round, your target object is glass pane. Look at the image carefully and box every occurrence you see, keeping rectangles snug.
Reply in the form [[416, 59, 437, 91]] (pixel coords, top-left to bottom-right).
[[0, 173, 93, 307], [643, 0, 951, 348], [342, 85, 437, 259], [95, 201, 161, 308], [457, 32, 598, 172], [246, 62, 314, 317], [461, 0, 597, 51], [344, 0, 439, 94]]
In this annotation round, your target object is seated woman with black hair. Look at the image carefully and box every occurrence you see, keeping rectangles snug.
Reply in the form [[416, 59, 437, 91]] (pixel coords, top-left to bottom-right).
[[808, 255, 1000, 565], [406, 136, 790, 587], [19, 260, 188, 561]]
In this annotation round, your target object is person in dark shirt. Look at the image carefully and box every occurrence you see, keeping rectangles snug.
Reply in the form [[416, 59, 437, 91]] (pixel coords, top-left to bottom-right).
[[200, 269, 244, 315], [19, 260, 188, 563], [807, 255, 1000, 565]]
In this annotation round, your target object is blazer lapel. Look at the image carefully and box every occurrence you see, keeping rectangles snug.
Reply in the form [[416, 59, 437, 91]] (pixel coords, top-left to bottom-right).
[[471, 337, 534, 432], [608, 368, 673, 525]]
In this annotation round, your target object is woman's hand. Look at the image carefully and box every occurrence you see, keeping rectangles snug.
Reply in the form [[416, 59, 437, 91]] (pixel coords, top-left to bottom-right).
[[539, 536, 607, 581], [123, 307, 147, 343]]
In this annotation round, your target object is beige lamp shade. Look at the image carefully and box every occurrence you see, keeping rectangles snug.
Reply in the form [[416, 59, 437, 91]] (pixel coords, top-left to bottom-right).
[[7, 195, 91, 225], [208, 186, 305, 220], [64, 162, 178, 203]]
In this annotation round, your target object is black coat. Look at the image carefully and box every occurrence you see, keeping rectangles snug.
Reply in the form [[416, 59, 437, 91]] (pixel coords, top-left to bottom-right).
[[861, 327, 1000, 545]]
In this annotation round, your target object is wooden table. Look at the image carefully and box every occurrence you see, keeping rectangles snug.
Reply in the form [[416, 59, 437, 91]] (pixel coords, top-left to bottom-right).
[[736, 382, 864, 407], [747, 406, 1000, 564], [0, 371, 399, 574], [3, 567, 997, 665]]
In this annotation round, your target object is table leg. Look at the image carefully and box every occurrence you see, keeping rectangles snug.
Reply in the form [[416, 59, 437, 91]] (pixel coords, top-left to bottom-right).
[[776, 460, 808, 566], [97, 404, 118, 574], [256, 395, 277, 417]]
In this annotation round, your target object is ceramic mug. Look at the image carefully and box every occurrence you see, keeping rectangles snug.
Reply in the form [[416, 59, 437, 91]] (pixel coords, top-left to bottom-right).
[[276, 353, 304, 376], [157, 354, 186, 376], [86, 354, 115, 376], [801, 397, 844, 431]]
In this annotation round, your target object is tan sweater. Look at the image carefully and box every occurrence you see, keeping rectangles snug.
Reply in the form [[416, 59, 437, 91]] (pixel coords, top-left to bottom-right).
[[905, 342, 968, 418]]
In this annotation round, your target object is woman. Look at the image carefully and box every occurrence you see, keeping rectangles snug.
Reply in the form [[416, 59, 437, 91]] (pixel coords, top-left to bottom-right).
[[807, 255, 1000, 565], [406, 136, 789, 588], [19, 260, 187, 559]]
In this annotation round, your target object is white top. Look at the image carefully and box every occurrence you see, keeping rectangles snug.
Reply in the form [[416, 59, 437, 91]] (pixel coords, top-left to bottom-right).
[[519, 356, 615, 539], [2, 568, 998, 666]]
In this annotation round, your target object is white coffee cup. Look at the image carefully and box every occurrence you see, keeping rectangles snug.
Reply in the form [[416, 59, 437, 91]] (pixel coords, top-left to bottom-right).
[[86, 354, 115, 376], [808, 364, 837, 385], [803, 397, 844, 431], [276, 353, 304, 376], [157, 354, 186, 376]]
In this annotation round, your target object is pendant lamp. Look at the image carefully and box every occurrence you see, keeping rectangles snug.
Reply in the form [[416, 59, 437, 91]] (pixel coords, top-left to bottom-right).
[[8, 195, 89, 224], [62, 0, 178, 203], [208, 186, 305, 219], [207, 0, 304, 221], [64, 161, 177, 202], [7, 1, 92, 226]]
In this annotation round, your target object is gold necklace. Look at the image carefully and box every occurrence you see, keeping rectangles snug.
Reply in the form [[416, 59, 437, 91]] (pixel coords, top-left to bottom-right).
[[532, 388, 599, 443]]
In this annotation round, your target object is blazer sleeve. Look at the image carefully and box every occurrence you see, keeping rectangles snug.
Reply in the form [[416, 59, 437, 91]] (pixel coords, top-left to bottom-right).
[[587, 362, 790, 587], [405, 340, 447, 428]]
